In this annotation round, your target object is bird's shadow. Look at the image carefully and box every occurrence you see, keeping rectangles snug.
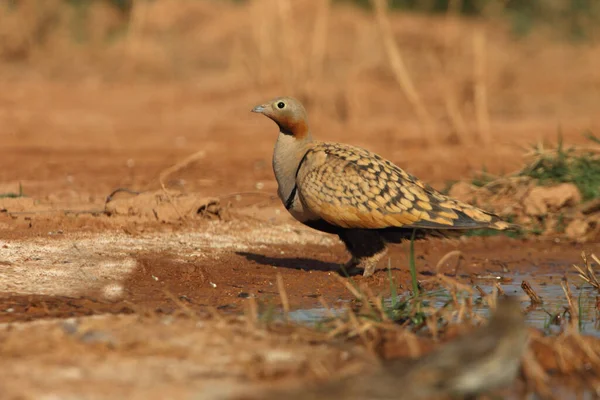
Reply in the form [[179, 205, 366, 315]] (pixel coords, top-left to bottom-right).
[[236, 252, 406, 277], [236, 251, 343, 273]]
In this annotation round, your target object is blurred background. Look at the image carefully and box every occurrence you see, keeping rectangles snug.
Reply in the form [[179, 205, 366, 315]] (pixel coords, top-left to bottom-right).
[[0, 0, 598, 204]]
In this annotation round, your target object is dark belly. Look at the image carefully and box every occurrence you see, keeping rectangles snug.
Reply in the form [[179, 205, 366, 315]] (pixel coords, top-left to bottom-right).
[[302, 218, 448, 242], [303, 218, 344, 234]]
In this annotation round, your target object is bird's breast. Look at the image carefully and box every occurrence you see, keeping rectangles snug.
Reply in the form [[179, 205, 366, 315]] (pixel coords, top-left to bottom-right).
[[284, 188, 321, 224]]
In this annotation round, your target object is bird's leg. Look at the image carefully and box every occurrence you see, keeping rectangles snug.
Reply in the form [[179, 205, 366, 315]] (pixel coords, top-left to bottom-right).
[[337, 229, 387, 277], [360, 248, 388, 277]]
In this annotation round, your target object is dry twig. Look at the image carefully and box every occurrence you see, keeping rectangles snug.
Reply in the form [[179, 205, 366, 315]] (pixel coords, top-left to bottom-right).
[[521, 280, 543, 305]]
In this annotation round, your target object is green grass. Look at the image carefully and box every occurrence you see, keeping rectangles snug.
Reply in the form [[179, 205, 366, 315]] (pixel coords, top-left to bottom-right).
[[470, 166, 496, 188], [518, 132, 600, 201], [458, 132, 600, 238], [335, 233, 430, 325], [384, 230, 427, 324], [0, 182, 24, 199], [409, 229, 419, 296]]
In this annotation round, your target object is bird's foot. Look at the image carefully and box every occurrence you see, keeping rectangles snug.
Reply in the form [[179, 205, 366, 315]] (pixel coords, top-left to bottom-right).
[[338, 249, 388, 278], [337, 258, 363, 277]]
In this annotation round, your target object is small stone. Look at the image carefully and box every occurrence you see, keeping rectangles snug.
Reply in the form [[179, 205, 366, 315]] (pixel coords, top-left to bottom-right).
[[62, 319, 79, 335], [565, 218, 589, 241], [523, 184, 581, 216], [79, 330, 116, 346]]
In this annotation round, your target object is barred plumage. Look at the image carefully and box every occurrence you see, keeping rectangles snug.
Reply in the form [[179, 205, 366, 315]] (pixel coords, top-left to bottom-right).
[[252, 96, 517, 277]]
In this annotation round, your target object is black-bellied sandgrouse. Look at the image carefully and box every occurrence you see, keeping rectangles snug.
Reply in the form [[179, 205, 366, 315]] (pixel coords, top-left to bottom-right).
[[252, 97, 515, 277]]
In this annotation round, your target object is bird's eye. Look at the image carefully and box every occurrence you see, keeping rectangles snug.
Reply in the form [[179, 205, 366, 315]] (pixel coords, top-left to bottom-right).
[[277, 101, 285, 109]]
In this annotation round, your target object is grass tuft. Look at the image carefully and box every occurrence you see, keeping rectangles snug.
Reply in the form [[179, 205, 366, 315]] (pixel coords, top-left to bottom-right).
[[518, 132, 600, 201], [0, 182, 25, 199], [408, 229, 419, 296], [471, 166, 496, 188]]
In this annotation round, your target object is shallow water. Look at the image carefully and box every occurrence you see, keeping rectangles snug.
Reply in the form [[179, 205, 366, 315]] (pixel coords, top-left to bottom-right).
[[287, 270, 600, 336], [283, 265, 600, 399], [477, 270, 600, 336]]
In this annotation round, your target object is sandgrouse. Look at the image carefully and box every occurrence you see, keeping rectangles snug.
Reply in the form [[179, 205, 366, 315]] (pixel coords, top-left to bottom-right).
[[252, 97, 514, 277]]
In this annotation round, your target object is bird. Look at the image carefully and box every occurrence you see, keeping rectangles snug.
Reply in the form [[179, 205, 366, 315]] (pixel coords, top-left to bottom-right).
[[251, 96, 516, 277], [234, 295, 529, 400]]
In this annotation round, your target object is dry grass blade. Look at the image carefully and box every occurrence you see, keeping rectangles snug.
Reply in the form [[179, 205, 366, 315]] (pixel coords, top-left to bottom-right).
[[346, 307, 376, 353], [276, 0, 298, 91], [560, 275, 579, 331], [157, 149, 208, 222], [439, 0, 471, 145], [401, 329, 422, 358], [456, 297, 468, 323], [332, 274, 363, 300], [162, 289, 197, 319], [434, 250, 463, 275], [309, 0, 331, 80], [158, 150, 207, 192], [521, 280, 543, 304], [360, 284, 389, 322], [572, 252, 600, 290], [326, 317, 351, 338], [571, 334, 600, 367], [493, 281, 506, 296], [473, 29, 492, 146], [474, 285, 487, 298], [426, 52, 470, 145], [196, 305, 226, 324], [245, 296, 259, 329], [483, 289, 498, 310], [522, 347, 553, 399], [369, 0, 436, 145], [276, 273, 290, 321], [437, 274, 474, 294], [317, 296, 339, 321]]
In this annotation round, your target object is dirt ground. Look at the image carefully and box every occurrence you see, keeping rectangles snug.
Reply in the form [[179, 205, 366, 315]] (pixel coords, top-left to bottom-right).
[[1, 0, 600, 398]]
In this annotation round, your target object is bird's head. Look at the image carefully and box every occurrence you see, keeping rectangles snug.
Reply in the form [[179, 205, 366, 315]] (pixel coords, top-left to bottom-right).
[[251, 97, 311, 139]]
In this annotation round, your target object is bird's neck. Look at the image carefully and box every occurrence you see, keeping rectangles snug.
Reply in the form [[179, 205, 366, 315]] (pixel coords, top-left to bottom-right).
[[272, 131, 313, 203]]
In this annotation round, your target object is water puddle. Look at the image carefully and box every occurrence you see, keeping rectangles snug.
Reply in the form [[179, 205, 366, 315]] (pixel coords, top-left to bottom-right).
[[287, 270, 600, 335], [477, 270, 600, 336], [283, 265, 600, 398], [287, 302, 345, 324]]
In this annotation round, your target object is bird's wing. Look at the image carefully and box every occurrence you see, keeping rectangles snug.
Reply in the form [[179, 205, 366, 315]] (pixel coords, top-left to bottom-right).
[[296, 142, 513, 231]]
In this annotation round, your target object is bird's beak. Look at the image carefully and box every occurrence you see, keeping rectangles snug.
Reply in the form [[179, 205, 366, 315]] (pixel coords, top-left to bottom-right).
[[251, 104, 266, 113]]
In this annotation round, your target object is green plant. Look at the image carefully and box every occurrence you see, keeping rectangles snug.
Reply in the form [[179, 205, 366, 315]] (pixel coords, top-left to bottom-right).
[[409, 229, 419, 296], [0, 182, 24, 199], [518, 132, 600, 201], [471, 166, 496, 188], [440, 180, 457, 195]]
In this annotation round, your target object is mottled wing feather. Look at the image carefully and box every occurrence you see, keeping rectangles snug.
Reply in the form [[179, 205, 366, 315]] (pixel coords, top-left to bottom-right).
[[296, 142, 513, 231]]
